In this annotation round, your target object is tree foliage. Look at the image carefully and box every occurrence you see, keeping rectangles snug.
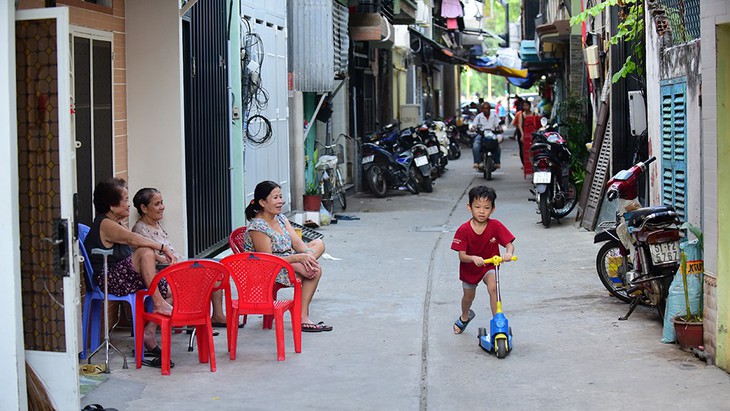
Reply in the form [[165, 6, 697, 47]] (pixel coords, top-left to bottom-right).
[[571, 0, 645, 83]]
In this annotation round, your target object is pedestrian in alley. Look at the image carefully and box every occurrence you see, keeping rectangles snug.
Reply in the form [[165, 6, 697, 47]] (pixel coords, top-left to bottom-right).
[[450, 186, 515, 334]]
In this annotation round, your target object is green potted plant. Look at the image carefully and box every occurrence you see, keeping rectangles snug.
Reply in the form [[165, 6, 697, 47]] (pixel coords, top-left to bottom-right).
[[303, 151, 321, 212], [672, 223, 704, 350]]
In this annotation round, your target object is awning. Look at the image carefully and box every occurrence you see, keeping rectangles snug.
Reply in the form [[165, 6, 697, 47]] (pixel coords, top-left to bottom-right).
[[408, 27, 532, 87]]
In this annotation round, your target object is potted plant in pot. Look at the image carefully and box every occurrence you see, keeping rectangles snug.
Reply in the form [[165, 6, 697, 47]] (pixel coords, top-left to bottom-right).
[[672, 223, 704, 350], [303, 150, 321, 212], [303, 181, 321, 212]]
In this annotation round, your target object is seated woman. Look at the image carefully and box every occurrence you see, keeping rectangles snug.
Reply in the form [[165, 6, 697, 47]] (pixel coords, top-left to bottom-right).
[[84, 178, 177, 355], [243, 180, 331, 332], [131, 187, 230, 328]]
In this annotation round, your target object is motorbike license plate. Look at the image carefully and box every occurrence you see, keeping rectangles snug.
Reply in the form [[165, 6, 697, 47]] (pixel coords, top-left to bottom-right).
[[414, 155, 429, 167], [533, 172, 551, 184], [649, 241, 680, 265], [427, 145, 439, 155], [362, 155, 374, 164]]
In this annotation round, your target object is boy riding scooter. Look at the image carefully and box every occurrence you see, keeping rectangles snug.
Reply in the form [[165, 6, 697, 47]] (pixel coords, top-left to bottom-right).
[[450, 186, 515, 334]]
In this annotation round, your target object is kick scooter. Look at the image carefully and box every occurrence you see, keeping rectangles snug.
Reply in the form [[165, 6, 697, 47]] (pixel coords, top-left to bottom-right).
[[478, 255, 517, 359]]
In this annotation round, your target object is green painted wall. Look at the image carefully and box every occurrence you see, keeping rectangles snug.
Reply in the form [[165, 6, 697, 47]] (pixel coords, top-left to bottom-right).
[[303, 92, 317, 194], [716, 24, 730, 370], [229, 0, 245, 229]]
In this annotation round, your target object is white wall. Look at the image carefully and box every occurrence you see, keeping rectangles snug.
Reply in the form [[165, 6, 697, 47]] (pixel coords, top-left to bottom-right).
[[701, 1, 730, 278], [0, 4, 27, 410], [125, 1, 187, 252]]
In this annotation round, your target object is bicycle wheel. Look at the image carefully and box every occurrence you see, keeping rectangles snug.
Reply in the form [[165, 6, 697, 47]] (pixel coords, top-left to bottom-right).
[[334, 167, 347, 211]]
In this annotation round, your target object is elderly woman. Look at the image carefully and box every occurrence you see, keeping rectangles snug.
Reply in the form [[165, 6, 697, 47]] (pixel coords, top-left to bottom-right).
[[131, 187, 230, 328], [84, 178, 177, 355], [244, 180, 331, 332]]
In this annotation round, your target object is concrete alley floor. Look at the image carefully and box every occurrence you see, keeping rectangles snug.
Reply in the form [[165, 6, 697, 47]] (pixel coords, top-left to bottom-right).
[[81, 137, 730, 411]]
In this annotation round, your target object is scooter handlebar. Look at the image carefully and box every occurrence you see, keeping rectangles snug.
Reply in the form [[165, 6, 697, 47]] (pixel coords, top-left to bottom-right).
[[484, 255, 518, 266]]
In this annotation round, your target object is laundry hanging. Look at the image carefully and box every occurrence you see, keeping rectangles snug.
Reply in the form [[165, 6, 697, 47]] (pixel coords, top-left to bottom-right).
[[441, 0, 463, 18]]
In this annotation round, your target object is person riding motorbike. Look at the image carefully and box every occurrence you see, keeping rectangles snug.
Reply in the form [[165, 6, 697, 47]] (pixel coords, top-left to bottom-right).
[[470, 102, 502, 170]]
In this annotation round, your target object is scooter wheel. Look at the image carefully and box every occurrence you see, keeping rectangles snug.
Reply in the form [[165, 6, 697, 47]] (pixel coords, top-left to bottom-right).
[[496, 339, 507, 359]]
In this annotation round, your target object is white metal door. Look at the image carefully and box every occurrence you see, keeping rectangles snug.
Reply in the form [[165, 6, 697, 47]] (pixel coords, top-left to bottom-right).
[[243, 16, 291, 210], [16, 8, 81, 410]]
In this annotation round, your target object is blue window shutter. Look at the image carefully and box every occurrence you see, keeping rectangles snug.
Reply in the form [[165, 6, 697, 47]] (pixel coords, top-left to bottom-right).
[[659, 80, 687, 221]]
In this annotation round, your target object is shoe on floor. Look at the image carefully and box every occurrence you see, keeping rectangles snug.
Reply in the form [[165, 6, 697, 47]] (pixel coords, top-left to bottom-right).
[[473, 163, 479, 169], [495, 163, 501, 169]]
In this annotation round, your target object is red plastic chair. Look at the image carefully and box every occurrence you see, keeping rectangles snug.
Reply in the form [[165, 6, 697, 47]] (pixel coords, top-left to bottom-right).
[[228, 226, 247, 253], [134, 260, 228, 375], [228, 226, 285, 329], [220, 252, 302, 361]]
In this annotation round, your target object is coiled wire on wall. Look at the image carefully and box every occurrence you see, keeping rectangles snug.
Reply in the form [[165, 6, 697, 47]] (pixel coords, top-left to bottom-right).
[[240, 16, 273, 147]]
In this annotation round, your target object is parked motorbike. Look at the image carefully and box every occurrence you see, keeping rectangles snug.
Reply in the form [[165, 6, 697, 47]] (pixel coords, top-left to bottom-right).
[[475, 127, 502, 181], [417, 122, 447, 178], [361, 124, 421, 197], [594, 156, 681, 320], [446, 113, 474, 148], [445, 124, 462, 160], [396, 127, 433, 193], [431, 120, 453, 166], [528, 119, 577, 227]]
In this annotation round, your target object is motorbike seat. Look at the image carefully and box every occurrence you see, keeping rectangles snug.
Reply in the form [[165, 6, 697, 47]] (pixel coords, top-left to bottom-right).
[[624, 205, 678, 229]]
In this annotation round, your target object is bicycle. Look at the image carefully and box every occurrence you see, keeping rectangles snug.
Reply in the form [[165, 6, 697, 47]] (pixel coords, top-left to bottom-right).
[[315, 133, 351, 214]]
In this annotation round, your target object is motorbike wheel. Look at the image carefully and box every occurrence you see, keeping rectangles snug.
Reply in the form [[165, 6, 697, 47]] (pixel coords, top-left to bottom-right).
[[333, 167, 347, 211], [552, 181, 578, 218], [406, 165, 420, 195], [655, 273, 674, 318], [419, 173, 433, 193], [596, 241, 633, 303], [539, 193, 551, 227], [483, 154, 494, 180], [449, 143, 461, 159], [496, 339, 507, 359], [366, 165, 388, 198]]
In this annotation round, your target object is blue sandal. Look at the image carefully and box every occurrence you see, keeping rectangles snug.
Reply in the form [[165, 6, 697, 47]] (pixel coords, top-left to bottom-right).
[[453, 309, 475, 334]]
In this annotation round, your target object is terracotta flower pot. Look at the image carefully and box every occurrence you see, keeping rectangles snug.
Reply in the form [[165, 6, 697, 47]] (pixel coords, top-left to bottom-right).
[[672, 316, 703, 350], [302, 194, 322, 212]]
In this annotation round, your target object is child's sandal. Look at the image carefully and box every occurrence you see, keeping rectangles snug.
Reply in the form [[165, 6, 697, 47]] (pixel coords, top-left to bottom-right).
[[453, 309, 476, 334]]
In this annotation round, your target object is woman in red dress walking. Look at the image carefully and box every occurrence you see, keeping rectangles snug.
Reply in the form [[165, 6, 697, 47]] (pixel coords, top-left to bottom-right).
[[517, 100, 542, 178]]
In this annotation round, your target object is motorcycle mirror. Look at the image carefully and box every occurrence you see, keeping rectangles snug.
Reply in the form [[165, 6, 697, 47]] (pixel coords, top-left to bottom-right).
[[540, 117, 548, 127]]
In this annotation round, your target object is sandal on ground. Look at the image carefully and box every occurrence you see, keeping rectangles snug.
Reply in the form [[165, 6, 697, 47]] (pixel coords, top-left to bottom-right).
[[302, 323, 324, 332], [453, 309, 476, 334], [212, 321, 244, 329], [316, 321, 333, 332], [141, 356, 175, 369], [79, 364, 105, 376]]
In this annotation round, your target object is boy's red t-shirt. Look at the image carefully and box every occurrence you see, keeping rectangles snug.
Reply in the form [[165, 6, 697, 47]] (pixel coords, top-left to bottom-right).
[[451, 218, 515, 284]]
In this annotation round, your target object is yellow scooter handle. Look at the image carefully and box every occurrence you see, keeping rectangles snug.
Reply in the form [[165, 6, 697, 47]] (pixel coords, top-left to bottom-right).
[[483, 255, 518, 266]]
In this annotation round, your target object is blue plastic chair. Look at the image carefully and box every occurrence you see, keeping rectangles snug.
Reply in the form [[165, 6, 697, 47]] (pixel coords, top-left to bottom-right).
[[78, 223, 147, 359]]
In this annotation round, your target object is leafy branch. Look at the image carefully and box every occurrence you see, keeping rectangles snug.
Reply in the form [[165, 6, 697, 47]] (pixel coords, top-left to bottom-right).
[[571, 0, 645, 84]]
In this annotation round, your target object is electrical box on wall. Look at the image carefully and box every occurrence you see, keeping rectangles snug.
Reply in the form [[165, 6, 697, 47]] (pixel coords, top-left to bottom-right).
[[400, 104, 420, 128], [628, 91, 647, 136]]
